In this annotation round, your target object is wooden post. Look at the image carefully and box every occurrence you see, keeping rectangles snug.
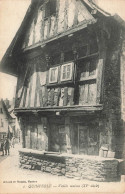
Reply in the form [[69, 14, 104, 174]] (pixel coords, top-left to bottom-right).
[[94, 22, 108, 104], [41, 117, 48, 151], [47, 117, 51, 151], [45, 54, 50, 69], [96, 59, 103, 104], [20, 117, 26, 148], [65, 117, 72, 153]]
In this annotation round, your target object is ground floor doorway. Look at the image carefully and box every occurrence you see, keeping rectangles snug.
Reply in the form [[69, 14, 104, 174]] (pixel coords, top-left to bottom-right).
[[49, 123, 67, 153], [72, 123, 99, 155]]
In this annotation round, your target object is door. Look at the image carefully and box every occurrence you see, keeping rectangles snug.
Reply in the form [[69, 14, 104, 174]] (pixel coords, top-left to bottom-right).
[[78, 124, 88, 154], [72, 124, 88, 154], [50, 124, 60, 152], [58, 125, 67, 153], [49, 123, 67, 153], [72, 123, 99, 155]]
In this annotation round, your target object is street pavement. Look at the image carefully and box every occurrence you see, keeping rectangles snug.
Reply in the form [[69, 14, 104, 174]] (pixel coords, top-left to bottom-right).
[[0, 144, 124, 194], [0, 154, 8, 163]]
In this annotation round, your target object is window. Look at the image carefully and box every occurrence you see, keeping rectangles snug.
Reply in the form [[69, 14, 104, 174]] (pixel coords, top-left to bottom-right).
[[45, 0, 56, 18], [78, 58, 103, 105], [78, 59, 97, 81], [49, 67, 58, 83], [61, 62, 73, 82]]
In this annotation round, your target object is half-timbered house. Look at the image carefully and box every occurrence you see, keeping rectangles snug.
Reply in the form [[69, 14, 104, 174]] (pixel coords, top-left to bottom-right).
[[1, 0, 125, 181]]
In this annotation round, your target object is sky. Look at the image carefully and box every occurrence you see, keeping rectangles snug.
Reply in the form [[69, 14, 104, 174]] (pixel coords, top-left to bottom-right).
[[0, 0, 31, 100], [0, 0, 125, 100]]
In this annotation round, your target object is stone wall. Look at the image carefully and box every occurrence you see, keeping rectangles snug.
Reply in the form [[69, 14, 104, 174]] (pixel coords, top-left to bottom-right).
[[19, 150, 120, 182], [101, 23, 124, 158]]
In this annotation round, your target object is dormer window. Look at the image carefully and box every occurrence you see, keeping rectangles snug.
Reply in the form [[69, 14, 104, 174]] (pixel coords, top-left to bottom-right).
[[45, 0, 56, 18]]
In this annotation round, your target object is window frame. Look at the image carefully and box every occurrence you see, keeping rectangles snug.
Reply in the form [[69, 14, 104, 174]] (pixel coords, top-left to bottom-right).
[[60, 62, 74, 82], [78, 58, 98, 82], [49, 66, 59, 84]]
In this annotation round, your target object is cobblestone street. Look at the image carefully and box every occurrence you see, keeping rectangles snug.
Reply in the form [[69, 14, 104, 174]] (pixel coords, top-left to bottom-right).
[[0, 144, 124, 194]]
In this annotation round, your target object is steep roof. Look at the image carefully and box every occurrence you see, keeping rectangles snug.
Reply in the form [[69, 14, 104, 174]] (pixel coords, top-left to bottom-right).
[[0, 0, 125, 76]]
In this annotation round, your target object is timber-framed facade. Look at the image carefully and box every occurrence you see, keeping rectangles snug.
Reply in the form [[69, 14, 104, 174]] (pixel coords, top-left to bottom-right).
[[1, 0, 125, 181]]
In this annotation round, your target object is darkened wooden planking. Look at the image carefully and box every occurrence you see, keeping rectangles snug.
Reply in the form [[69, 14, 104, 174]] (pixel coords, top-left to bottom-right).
[[96, 59, 103, 104]]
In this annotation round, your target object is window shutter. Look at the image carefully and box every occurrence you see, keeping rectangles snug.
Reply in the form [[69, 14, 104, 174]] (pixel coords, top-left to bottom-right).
[[63, 87, 68, 106]]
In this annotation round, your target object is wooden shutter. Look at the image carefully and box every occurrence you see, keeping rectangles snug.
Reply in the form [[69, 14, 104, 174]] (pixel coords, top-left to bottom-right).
[[88, 82, 97, 104]]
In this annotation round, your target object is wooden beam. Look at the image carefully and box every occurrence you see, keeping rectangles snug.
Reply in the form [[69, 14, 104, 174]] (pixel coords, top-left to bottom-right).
[[23, 20, 96, 52], [23, 87, 27, 107], [14, 105, 103, 115], [73, 0, 78, 26], [41, 7, 45, 42], [65, 117, 72, 154], [96, 59, 103, 104], [64, 0, 68, 31]]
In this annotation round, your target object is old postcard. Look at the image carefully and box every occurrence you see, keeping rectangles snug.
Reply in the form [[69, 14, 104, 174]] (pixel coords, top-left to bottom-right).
[[0, 0, 125, 193]]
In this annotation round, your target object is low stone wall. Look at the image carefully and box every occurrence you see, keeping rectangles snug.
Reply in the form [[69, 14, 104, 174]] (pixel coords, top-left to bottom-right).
[[19, 149, 120, 182], [65, 157, 119, 182]]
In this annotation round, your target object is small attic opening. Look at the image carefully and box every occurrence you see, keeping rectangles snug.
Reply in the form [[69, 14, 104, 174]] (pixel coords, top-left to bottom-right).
[[45, 0, 56, 18]]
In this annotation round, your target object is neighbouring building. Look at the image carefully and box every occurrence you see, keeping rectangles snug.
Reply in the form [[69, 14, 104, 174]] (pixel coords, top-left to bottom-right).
[[8, 99, 21, 144], [1, 0, 125, 181], [0, 99, 13, 142], [0, 98, 21, 147]]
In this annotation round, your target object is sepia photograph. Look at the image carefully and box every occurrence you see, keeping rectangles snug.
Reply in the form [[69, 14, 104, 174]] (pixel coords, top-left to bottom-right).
[[0, 0, 125, 193]]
